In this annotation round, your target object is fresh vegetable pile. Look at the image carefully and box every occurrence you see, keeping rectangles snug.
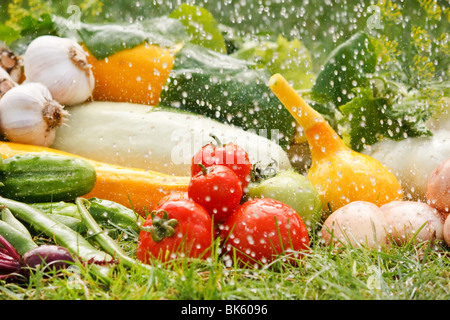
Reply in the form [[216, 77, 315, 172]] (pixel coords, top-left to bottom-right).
[[0, 0, 448, 298]]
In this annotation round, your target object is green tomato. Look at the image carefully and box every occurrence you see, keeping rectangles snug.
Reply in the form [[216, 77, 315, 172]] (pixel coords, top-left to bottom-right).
[[247, 170, 322, 230]]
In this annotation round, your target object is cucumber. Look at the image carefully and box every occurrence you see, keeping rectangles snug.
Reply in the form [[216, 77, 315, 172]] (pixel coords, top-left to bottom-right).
[[0, 153, 97, 203], [52, 101, 292, 176]]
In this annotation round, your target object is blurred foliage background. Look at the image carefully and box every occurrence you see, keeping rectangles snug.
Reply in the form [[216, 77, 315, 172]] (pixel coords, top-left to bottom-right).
[[1, 0, 447, 71], [0, 0, 448, 149]]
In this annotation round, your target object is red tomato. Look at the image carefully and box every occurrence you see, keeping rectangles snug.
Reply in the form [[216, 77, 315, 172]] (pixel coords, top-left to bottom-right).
[[191, 139, 252, 190], [136, 199, 213, 263], [219, 198, 310, 266], [155, 191, 189, 209], [188, 165, 243, 224]]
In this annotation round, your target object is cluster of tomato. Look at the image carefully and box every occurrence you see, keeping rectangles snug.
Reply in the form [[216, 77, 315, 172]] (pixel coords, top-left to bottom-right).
[[136, 139, 310, 267]]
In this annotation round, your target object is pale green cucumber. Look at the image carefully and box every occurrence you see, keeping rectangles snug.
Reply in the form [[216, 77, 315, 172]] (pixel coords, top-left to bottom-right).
[[52, 102, 291, 176]]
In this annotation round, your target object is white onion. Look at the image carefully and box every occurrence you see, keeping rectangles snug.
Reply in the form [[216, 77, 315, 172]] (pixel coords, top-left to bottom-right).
[[380, 201, 444, 245], [320, 201, 389, 249], [444, 214, 450, 247]]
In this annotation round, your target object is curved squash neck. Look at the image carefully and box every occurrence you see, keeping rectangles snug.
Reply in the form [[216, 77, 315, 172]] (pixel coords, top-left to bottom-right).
[[304, 121, 348, 160], [269, 74, 348, 160]]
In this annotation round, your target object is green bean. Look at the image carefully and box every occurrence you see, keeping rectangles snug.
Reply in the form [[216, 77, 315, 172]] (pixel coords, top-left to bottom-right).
[[1, 207, 33, 240], [0, 196, 113, 263], [27, 203, 87, 233], [86, 198, 144, 233], [29, 202, 81, 219], [75, 198, 153, 272], [47, 214, 87, 234], [0, 220, 37, 255], [31, 199, 144, 235]]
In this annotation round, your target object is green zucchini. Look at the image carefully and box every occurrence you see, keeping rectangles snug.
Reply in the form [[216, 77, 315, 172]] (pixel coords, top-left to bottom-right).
[[0, 153, 97, 203], [53, 101, 292, 176], [159, 43, 296, 146]]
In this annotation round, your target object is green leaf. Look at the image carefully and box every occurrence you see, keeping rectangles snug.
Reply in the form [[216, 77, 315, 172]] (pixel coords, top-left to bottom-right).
[[0, 24, 21, 45], [232, 34, 315, 90], [77, 23, 146, 60], [339, 87, 389, 151], [19, 13, 55, 37], [159, 43, 295, 147], [168, 4, 227, 54], [8, 13, 58, 54], [339, 87, 433, 152], [76, 16, 188, 60], [311, 31, 377, 108]]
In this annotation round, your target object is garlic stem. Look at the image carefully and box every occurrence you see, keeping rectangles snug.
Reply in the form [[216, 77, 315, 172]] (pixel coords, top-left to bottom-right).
[[43, 96, 69, 130], [68, 46, 92, 80]]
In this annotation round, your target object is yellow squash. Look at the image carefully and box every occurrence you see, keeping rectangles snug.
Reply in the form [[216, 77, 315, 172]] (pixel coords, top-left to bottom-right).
[[84, 43, 180, 105], [0, 141, 189, 216], [269, 73, 403, 213]]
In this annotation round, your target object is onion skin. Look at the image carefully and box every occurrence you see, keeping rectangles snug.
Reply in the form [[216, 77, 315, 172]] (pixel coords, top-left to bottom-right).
[[0, 234, 22, 280], [320, 201, 389, 249], [381, 201, 444, 245], [426, 157, 450, 215], [22, 245, 75, 272], [444, 214, 450, 247]]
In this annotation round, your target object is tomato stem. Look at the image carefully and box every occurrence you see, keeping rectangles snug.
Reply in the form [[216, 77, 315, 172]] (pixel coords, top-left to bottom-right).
[[197, 163, 208, 175], [141, 210, 178, 243], [209, 133, 223, 147], [250, 159, 278, 182]]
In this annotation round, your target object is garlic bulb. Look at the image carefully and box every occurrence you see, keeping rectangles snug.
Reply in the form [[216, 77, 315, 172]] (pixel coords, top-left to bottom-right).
[[0, 82, 68, 147], [23, 35, 95, 106], [0, 67, 17, 98], [0, 43, 23, 83]]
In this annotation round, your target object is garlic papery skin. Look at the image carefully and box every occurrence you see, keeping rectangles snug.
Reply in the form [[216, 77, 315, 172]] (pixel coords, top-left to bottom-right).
[[23, 35, 95, 106], [0, 67, 18, 98], [0, 82, 68, 147], [0, 43, 23, 84]]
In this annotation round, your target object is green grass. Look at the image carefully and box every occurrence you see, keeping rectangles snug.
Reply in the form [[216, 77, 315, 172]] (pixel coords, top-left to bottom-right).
[[1, 228, 449, 301]]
